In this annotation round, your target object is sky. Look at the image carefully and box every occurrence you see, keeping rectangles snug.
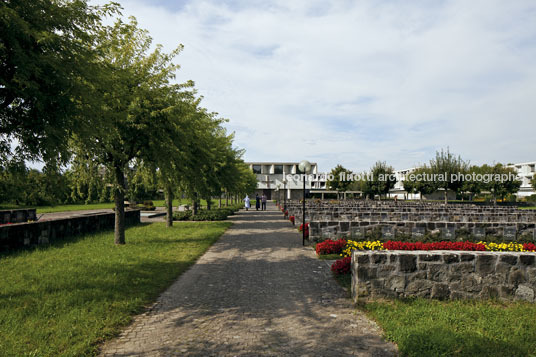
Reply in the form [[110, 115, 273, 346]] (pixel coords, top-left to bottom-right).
[[91, 0, 536, 173]]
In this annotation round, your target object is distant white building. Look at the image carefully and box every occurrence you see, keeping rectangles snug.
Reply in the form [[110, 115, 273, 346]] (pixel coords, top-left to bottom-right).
[[390, 167, 457, 201], [390, 167, 420, 199], [246, 162, 327, 200], [507, 161, 536, 198]]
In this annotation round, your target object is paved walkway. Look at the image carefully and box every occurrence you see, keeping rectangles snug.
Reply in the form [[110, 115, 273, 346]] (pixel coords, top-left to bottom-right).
[[100, 203, 397, 356]]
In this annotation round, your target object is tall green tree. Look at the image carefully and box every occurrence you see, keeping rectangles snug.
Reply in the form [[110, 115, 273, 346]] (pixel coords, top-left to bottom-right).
[[326, 164, 353, 197], [531, 174, 536, 191], [365, 161, 396, 200], [482, 164, 521, 205], [429, 148, 468, 204], [403, 166, 438, 200], [72, 17, 182, 244], [0, 0, 117, 163], [461, 165, 485, 201]]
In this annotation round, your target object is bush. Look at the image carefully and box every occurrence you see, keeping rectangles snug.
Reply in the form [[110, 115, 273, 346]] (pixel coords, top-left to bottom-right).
[[331, 257, 351, 275], [191, 210, 229, 221], [173, 206, 241, 222], [316, 239, 347, 255], [140, 200, 155, 211], [173, 211, 192, 221]]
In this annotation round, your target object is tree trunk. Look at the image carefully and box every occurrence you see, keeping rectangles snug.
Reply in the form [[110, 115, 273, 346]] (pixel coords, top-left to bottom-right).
[[226, 192, 229, 206], [165, 185, 173, 227], [444, 189, 448, 205], [193, 192, 198, 215], [114, 165, 126, 245], [207, 198, 211, 210], [219, 195, 222, 208]]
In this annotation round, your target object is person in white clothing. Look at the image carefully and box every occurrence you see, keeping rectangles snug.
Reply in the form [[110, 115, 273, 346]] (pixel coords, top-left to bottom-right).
[[243, 195, 251, 211]]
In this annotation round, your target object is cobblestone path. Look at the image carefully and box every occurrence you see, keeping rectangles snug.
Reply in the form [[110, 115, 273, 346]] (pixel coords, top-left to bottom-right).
[[100, 204, 397, 356]]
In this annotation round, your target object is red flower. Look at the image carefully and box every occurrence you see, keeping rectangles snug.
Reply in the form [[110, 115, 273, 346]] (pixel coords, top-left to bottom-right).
[[289, 215, 295, 224], [316, 239, 347, 255], [523, 243, 536, 252], [331, 257, 351, 275], [382, 241, 486, 251]]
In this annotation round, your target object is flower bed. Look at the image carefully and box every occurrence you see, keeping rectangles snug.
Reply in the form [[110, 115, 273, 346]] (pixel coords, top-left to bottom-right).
[[383, 241, 486, 252], [289, 215, 295, 224], [325, 239, 536, 275], [298, 222, 309, 238], [331, 256, 351, 275], [315, 238, 346, 255]]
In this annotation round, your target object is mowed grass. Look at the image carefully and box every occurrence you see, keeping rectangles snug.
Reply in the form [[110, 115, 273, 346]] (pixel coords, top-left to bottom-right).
[[361, 298, 536, 356], [0, 221, 231, 356], [330, 275, 536, 356], [1, 199, 228, 214]]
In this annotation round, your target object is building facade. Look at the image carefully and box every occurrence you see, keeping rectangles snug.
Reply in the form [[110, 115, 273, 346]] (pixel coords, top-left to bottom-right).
[[246, 162, 327, 200], [507, 161, 536, 197]]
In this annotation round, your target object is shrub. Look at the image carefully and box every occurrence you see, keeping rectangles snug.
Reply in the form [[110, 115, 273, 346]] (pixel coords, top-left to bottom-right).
[[298, 223, 309, 238], [191, 210, 228, 221], [142, 200, 156, 211], [316, 238, 347, 255], [173, 211, 192, 221], [331, 257, 351, 275]]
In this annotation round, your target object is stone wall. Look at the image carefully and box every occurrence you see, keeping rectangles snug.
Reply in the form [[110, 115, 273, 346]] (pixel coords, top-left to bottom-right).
[[309, 221, 536, 243], [0, 210, 140, 251], [0, 209, 37, 224], [352, 250, 536, 302]]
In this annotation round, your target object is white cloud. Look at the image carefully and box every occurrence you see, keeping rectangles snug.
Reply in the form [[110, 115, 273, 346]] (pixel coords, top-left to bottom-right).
[[95, 0, 536, 172]]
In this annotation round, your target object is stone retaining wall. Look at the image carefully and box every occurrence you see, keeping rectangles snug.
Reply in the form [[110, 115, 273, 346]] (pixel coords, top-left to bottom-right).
[[351, 250, 536, 302], [309, 221, 536, 243], [0, 210, 140, 251], [0, 209, 37, 224]]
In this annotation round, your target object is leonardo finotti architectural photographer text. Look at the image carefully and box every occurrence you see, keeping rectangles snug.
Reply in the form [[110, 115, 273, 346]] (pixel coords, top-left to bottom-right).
[[285, 172, 518, 183]]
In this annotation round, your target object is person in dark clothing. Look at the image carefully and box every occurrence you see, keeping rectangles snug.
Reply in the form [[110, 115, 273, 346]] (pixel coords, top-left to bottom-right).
[[255, 194, 260, 210], [261, 194, 267, 210]]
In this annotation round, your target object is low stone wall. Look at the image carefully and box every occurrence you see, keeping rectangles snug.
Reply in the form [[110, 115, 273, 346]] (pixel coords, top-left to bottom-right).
[[352, 250, 536, 302], [309, 221, 536, 243], [0, 209, 37, 224], [0, 210, 140, 251]]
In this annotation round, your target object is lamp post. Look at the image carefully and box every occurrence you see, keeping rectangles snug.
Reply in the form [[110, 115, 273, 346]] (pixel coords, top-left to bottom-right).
[[298, 160, 312, 246], [282, 178, 287, 212]]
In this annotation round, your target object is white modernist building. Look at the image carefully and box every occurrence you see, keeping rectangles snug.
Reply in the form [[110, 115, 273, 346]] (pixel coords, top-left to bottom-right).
[[391, 161, 536, 200], [507, 161, 536, 198], [246, 162, 327, 200]]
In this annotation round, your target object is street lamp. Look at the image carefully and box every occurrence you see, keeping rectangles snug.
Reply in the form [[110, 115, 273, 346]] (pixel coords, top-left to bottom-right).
[[282, 178, 287, 212], [298, 160, 312, 246]]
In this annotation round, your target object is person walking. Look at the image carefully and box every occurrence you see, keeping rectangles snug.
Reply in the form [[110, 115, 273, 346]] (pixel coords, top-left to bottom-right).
[[255, 193, 260, 211], [261, 194, 267, 211], [243, 195, 251, 211]]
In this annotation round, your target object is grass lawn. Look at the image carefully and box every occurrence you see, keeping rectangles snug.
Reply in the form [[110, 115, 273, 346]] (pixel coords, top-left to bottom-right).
[[520, 206, 536, 210], [0, 221, 231, 356], [362, 298, 536, 357], [332, 275, 536, 356], [1, 199, 242, 214], [317, 253, 341, 260]]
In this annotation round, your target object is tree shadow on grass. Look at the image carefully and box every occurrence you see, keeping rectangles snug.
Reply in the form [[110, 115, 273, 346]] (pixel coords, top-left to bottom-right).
[[0, 222, 150, 259], [397, 327, 527, 357]]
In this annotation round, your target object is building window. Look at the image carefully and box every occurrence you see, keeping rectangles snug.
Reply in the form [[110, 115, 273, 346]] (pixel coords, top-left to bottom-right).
[[274, 165, 283, 174], [252, 165, 261, 174]]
